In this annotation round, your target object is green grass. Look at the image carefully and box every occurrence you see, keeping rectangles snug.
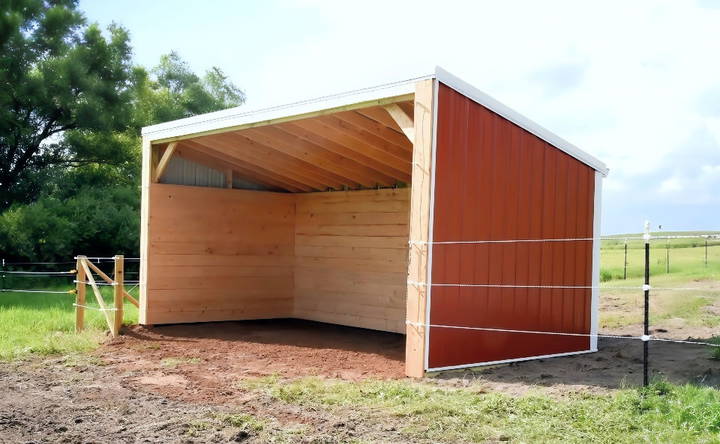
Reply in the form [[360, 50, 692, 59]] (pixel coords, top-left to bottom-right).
[[0, 279, 138, 360], [598, 233, 720, 332], [240, 376, 720, 443], [600, 240, 720, 282]]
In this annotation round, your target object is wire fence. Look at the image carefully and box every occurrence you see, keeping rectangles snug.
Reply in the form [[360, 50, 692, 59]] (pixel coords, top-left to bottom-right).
[[0, 257, 140, 301], [409, 227, 720, 385], [1, 231, 718, 385]]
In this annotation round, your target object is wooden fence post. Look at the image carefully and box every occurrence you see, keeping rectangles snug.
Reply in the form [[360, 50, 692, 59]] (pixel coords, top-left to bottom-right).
[[113, 255, 124, 336], [75, 256, 86, 332]]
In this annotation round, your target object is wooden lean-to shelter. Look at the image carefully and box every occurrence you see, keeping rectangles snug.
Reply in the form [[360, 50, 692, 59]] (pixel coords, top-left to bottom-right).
[[139, 67, 608, 377]]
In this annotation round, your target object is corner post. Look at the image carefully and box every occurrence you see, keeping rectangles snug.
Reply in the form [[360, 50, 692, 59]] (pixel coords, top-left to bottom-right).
[[113, 255, 124, 336], [139, 137, 152, 325], [405, 78, 436, 378]]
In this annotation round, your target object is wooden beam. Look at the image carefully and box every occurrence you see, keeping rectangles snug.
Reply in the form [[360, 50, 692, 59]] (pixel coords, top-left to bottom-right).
[[275, 123, 398, 186], [224, 132, 358, 189], [315, 115, 412, 163], [123, 289, 139, 307], [333, 111, 412, 151], [153, 142, 177, 183], [80, 258, 115, 336], [356, 106, 405, 133], [192, 135, 332, 190], [139, 137, 151, 325], [174, 144, 283, 191], [383, 104, 415, 142], [288, 119, 411, 182], [75, 257, 85, 332], [405, 79, 434, 378], [239, 127, 366, 188], [183, 139, 311, 192], [113, 255, 124, 336]]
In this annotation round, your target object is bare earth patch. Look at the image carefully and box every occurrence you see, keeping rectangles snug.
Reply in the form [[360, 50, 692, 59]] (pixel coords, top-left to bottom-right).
[[2, 319, 719, 442]]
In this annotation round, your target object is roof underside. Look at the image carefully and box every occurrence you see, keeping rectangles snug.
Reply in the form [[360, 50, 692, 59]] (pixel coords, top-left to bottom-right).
[[145, 68, 608, 191], [162, 99, 415, 192]]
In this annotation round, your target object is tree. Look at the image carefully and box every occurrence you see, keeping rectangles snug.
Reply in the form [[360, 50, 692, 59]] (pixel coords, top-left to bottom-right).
[[0, 0, 135, 208], [0, 2, 246, 260]]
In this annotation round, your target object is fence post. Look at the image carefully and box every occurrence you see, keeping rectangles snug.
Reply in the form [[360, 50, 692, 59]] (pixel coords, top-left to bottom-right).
[[706, 239, 709, 267], [75, 256, 86, 332], [113, 255, 124, 336], [1, 258, 5, 292], [666, 239, 670, 274], [623, 240, 628, 280], [643, 222, 651, 387]]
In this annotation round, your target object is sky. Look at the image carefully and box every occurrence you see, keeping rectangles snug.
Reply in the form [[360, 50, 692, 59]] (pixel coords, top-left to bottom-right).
[[79, 0, 720, 234]]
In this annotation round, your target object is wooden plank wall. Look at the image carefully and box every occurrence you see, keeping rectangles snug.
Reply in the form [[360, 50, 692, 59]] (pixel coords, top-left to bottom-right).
[[144, 183, 295, 324], [294, 188, 410, 333]]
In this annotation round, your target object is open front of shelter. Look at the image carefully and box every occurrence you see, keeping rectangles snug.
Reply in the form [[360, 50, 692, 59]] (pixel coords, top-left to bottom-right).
[[139, 67, 608, 377]]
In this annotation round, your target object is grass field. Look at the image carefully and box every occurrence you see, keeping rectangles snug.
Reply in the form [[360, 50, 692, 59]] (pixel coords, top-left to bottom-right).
[[598, 235, 720, 336], [233, 376, 720, 443], [0, 279, 138, 360]]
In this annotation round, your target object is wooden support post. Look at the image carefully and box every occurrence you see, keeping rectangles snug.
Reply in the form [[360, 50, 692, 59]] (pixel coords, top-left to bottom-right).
[[383, 103, 415, 142], [113, 255, 124, 336], [75, 257, 86, 332], [152, 142, 177, 183], [405, 79, 435, 378], [80, 258, 114, 336]]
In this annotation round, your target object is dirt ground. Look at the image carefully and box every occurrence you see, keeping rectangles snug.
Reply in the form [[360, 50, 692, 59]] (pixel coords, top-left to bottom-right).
[[2, 319, 719, 443]]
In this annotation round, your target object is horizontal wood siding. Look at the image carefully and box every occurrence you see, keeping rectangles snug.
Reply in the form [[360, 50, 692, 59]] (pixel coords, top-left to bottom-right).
[[428, 84, 596, 369], [294, 188, 410, 333], [145, 184, 295, 324]]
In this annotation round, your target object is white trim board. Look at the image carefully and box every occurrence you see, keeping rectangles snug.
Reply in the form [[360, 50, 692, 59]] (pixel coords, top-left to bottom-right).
[[590, 171, 603, 351], [426, 348, 595, 373], [141, 75, 431, 143]]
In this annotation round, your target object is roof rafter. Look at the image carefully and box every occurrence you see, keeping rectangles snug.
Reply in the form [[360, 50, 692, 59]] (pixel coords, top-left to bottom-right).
[[289, 119, 411, 182], [173, 144, 281, 191], [183, 140, 311, 192], [207, 133, 347, 190], [238, 127, 365, 188]]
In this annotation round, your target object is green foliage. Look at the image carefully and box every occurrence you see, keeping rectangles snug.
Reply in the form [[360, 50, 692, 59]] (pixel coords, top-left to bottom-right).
[[0, 1, 245, 261], [0, 283, 138, 360], [0, 186, 139, 261], [0, 0, 135, 207], [243, 376, 720, 443], [133, 51, 245, 125]]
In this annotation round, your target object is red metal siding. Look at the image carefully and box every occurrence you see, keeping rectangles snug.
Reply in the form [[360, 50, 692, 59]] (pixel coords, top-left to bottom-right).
[[428, 83, 596, 369]]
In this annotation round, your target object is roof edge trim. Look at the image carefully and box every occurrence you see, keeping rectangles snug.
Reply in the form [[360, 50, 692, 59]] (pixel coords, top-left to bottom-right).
[[434, 66, 609, 176], [142, 74, 433, 143]]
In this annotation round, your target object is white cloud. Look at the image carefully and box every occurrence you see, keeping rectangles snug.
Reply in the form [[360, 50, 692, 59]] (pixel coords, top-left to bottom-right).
[[79, 0, 720, 233]]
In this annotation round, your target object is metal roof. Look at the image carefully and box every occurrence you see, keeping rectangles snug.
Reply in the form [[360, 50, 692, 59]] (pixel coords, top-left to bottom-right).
[[142, 67, 608, 176]]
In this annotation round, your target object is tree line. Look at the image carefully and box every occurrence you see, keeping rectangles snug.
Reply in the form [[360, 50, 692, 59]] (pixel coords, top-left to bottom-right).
[[0, 0, 245, 262]]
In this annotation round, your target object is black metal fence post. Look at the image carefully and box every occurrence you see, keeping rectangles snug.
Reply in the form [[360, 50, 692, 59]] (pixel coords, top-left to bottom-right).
[[706, 239, 709, 267], [1, 258, 5, 292], [643, 223, 651, 387], [623, 240, 628, 280]]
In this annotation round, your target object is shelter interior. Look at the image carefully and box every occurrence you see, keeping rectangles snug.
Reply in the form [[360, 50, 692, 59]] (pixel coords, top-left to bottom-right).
[[144, 91, 425, 335]]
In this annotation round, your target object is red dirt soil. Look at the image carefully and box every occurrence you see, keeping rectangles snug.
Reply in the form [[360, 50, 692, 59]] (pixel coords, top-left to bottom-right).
[[100, 319, 405, 403]]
